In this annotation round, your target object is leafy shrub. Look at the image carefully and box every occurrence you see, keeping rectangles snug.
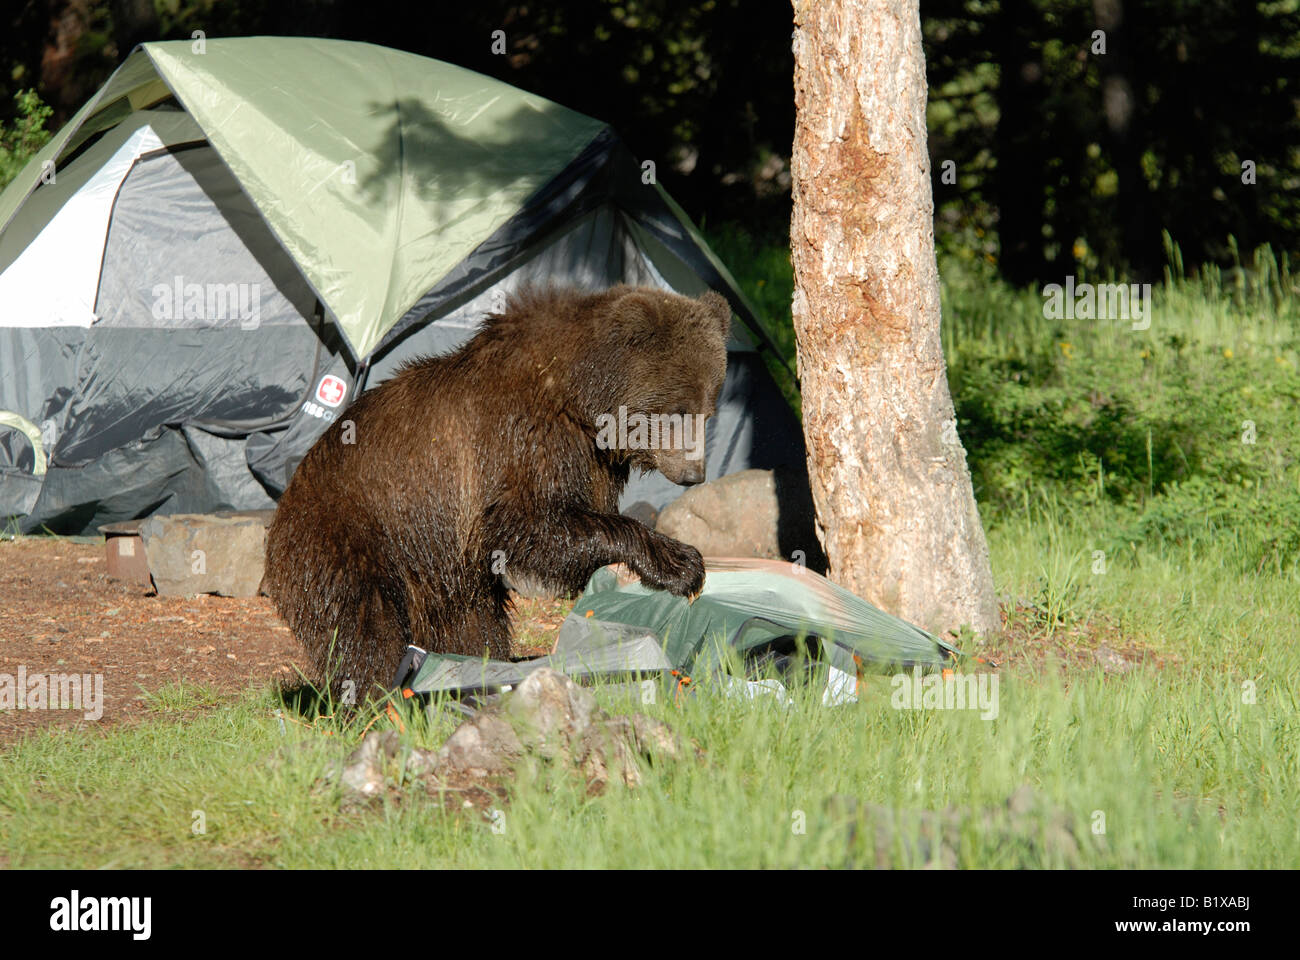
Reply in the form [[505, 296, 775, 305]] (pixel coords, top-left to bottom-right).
[[0, 89, 52, 192], [708, 224, 1300, 575]]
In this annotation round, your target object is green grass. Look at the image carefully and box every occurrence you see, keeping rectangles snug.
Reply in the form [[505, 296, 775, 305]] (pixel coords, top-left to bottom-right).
[[1, 519, 1295, 867], [2, 518, 1296, 870], [2, 226, 1297, 868]]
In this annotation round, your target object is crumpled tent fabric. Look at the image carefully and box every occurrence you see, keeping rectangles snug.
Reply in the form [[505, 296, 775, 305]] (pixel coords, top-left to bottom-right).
[[400, 558, 962, 700]]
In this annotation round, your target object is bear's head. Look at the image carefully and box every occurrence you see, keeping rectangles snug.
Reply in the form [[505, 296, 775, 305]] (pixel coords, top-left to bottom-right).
[[596, 287, 732, 487]]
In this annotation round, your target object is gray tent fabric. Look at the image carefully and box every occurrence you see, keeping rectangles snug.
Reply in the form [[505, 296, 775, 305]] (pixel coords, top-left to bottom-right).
[[0, 106, 204, 275], [96, 145, 318, 329], [0, 49, 804, 535], [1, 104, 340, 529], [400, 627, 675, 698]]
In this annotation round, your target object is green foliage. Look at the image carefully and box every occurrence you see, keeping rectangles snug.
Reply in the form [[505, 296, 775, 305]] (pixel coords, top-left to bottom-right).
[[943, 237, 1300, 574], [0, 89, 51, 192], [707, 219, 1300, 578], [3, 2, 1296, 277]]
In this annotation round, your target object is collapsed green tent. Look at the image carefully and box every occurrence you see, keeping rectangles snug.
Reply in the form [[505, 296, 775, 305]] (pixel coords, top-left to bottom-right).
[[0, 37, 803, 533], [397, 558, 962, 705]]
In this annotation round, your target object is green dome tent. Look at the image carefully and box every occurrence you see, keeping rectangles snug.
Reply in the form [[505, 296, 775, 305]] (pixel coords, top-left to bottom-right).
[[0, 37, 802, 533]]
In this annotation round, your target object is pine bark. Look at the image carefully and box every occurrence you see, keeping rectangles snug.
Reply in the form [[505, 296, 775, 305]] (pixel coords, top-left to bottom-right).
[[789, 0, 999, 636]]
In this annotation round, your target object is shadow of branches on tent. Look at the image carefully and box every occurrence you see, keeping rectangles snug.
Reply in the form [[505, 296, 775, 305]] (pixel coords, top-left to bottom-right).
[[359, 96, 596, 228]]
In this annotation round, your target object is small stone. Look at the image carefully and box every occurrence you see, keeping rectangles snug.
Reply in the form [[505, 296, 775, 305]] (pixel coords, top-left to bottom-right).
[[1095, 645, 1133, 674], [435, 713, 522, 776], [337, 730, 401, 802], [139, 513, 269, 597]]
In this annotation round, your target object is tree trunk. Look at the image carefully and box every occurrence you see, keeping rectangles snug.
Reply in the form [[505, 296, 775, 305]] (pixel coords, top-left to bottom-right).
[[789, 0, 999, 638]]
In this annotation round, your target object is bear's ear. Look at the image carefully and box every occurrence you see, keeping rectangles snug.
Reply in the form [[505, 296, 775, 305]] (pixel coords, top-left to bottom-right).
[[612, 290, 662, 346], [699, 290, 732, 342]]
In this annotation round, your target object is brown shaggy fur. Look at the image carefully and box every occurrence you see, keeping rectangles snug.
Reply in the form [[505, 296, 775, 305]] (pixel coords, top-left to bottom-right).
[[263, 285, 731, 699]]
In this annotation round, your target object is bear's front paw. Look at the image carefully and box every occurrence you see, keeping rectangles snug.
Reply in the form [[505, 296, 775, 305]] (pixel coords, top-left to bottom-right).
[[638, 537, 705, 600]]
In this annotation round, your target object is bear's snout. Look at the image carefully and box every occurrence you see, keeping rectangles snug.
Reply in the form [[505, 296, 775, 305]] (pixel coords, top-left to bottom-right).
[[671, 460, 707, 486]]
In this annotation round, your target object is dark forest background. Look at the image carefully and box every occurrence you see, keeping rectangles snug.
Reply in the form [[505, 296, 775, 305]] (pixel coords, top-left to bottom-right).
[[2, 0, 1297, 285]]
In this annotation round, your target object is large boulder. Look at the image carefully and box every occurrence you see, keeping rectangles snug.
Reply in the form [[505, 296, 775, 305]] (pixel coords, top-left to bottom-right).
[[139, 512, 270, 597], [656, 466, 826, 571]]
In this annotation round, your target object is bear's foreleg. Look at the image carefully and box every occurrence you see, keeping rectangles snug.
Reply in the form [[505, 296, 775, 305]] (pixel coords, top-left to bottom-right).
[[513, 509, 705, 599]]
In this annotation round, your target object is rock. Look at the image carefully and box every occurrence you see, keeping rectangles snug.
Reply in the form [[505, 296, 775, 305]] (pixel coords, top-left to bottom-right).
[[316, 669, 690, 808], [588, 713, 685, 790], [435, 713, 522, 778], [403, 748, 439, 778], [627, 712, 683, 760], [503, 667, 599, 760], [585, 719, 640, 790], [622, 501, 660, 529], [139, 512, 268, 597], [655, 466, 825, 570], [1094, 645, 1133, 674], [337, 730, 401, 803], [436, 669, 688, 796], [317, 730, 439, 804]]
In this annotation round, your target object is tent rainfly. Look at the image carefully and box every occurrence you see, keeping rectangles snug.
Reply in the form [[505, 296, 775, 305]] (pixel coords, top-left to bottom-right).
[[396, 558, 963, 704], [0, 37, 803, 534]]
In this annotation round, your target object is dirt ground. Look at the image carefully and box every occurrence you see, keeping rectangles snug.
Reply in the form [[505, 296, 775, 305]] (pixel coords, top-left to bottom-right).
[[0, 536, 1159, 747], [0, 537, 568, 746]]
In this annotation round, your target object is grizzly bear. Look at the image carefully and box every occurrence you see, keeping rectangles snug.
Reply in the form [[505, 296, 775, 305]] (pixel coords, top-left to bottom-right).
[[263, 285, 731, 700]]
